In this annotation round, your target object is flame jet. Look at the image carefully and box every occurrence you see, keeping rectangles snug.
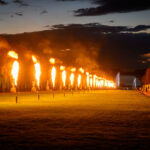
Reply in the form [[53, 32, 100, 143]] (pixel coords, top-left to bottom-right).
[[78, 74, 81, 88], [86, 72, 90, 88], [51, 66, 56, 88], [8, 51, 19, 87], [60, 66, 66, 87], [70, 68, 76, 88], [50, 58, 56, 89], [32, 56, 41, 88], [62, 70, 66, 87], [70, 73, 74, 87], [12, 61, 19, 86]]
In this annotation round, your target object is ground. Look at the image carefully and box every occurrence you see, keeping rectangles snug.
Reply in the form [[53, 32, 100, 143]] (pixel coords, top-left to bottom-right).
[[0, 90, 150, 150]]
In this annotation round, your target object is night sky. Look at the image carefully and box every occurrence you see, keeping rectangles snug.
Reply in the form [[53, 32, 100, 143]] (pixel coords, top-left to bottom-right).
[[0, 0, 150, 72]]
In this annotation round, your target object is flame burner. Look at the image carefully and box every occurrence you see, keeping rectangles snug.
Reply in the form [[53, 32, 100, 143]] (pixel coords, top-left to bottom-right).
[[32, 55, 41, 90], [51, 66, 56, 89], [7, 53, 116, 92]]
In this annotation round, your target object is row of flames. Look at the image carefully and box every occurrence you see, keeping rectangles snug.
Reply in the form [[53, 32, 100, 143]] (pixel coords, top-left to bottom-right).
[[8, 51, 116, 90]]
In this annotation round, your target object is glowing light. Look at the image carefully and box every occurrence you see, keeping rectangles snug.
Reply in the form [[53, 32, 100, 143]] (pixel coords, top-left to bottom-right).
[[96, 79, 99, 88], [71, 68, 76, 72], [79, 68, 84, 73], [62, 70, 66, 87], [90, 77, 93, 88], [93, 75, 96, 88], [100, 80, 104, 87], [105, 80, 108, 87], [70, 73, 74, 87], [86, 72, 89, 88], [51, 66, 56, 88], [32, 56, 37, 63], [78, 74, 81, 88], [49, 58, 55, 64], [60, 66, 65, 71], [32, 56, 41, 87], [11, 60, 19, 86], [8, 51, 18, 59]]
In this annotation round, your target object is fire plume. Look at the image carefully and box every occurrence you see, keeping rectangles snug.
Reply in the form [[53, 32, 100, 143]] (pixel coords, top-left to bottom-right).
[[12, 60, 19, 86], [60, 66, 65, 71], [79, 68, 84, 73], [49, 58, 55, 65], [70, 73, 74, 87], [8, 51, 18, 59], [86, 72, 90, 88], [71, 68, 76, 72], [51, 66, 56, 88], [78, 74, 81, 88], [32, 55, 41, 87], [62, 70, 66, 87], [32, 56, 37, 63]]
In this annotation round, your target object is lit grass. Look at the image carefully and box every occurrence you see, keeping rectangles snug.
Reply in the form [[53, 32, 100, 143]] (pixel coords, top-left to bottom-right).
[[0, 90, 150, 150]]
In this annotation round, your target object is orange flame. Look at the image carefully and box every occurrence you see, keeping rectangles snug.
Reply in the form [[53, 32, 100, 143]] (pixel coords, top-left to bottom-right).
[[49, 58, 55, 64], [32, 55, 41, 87], [93, 75, 96, 88], [90, 77, 93, 88], [11, 60, 19, 86], [71, 68, 76, 72], [100, 80, 104, 87], [70, 73, 74, 87], [78, 74, 81, 88], [62, 70, 66, 87], [35, 63, 41, 87], [51, 66, 56, 88], [8, 51, 18, 59], [32, 55, 37, 63], [86, 72, 89, 88], [60, 66, 65, 71], [79, 68, 84, 73]]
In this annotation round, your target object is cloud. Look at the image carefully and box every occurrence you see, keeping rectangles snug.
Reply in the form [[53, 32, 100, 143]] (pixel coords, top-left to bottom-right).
[[57, 0, 150, 16], [0, 0, 8, 5], [43, 25, 51, 28], [40, 10, 48, 15], [52, 23, 150, 33], [13, 0, 29, 7], [15, 12, 23, 16], [109, 20, 114, 23]]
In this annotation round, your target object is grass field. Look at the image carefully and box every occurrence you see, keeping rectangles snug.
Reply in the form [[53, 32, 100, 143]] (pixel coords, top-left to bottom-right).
[[0, 90, 150, 150]]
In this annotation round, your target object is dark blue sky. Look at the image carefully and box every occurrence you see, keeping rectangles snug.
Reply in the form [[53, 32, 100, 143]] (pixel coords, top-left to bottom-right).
[[0, 0, 150, 34]]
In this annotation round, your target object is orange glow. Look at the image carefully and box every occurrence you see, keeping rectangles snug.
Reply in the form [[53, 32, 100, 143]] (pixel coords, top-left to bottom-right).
[[71, 68, 76, 72], [62, 70, 66, 87], [11, 60, 19, 86], [100, 80, 104, 87], [90, 77, 93, 88], [32, 55, 41, 87], [49, 58, 55, 64], [93, 75, 96, 88], [35, 63, 41, 87], [78, 74, 81, 88], [96, 79, 99, 88], [79, 68, 84, 73], [60, 66, 65, 71], [32, 56, 37, 63], [70, 73, 74, 87], [86, 72, 90, 88], [51, 66, 56, 88], [105, 80, 108, 87], [8, 51, 18, 59]]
